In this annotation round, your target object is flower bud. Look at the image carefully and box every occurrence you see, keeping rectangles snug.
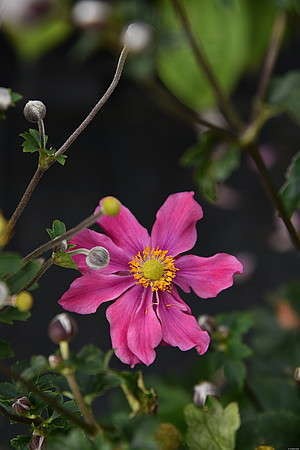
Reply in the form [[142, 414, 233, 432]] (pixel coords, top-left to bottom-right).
[[12, 396, 31, 415], [29, 432, 45, 450], [294, 367, 300, 382], [23, 100, 46, 123], [121, 22, 152, 53], [198, 315, 216, 334], [193, 382, 219, 407], [72, 1, 111, 29], [14, 291, 33, 312], [0, 88, 12, 111], [0, 211, 9, 247], [155, 423, 182, 450], [48, 354, 63, 369], [0, 282, 9, 307], [86, 246, 110, 269], [48, 313, 78, 344], [101, 196, 121, 216]]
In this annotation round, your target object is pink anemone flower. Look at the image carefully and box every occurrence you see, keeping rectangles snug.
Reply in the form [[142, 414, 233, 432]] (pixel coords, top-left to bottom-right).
[[59, 192, 243, 366]]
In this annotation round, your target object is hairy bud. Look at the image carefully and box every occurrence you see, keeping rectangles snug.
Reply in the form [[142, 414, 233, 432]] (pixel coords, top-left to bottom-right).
[[193, 382, 219, 407], [48, 313, 78, 344], [0, 282, 9, 307], [14, 291, 33, 312], [12, 396, 31, 415], [86, 246, 110, 269], [121, 22, 152, 53], [72, 1, 111, 29], [24, 100, 46, 123], [155, 423, 182, 450], [29, 432, 45, 450], [0, 88, 12, 111], [101, 196, 121, 216], [48, 354, 63, 369]]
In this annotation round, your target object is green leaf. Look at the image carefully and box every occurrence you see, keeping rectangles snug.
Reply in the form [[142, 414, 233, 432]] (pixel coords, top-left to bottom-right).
[[47, 428, 113, 450], [185, 399, 240, 450], [53, 251, 77, 269], [181, 132, 240, 202], [0, 339, 14, 359], [237, 410, 300, 450], [20, 129, 42, 153], [280, 151, 300, 217], [47, 219, 66, 240], [10, 90, 23, 105], [224, 359, 246, 389], [269, 71, 300, 123], [10, 435, 31, 450], [157, 0, 276, 111], [0, 307, 30, 324], [0, 252, 22, 277], [55, 154, 67, 166], [7, 259, 42, 294]]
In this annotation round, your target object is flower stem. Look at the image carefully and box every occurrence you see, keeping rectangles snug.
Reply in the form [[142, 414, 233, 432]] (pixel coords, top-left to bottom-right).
[[170, 0, 242, 130], [247, 144, 300, 250], [23, 208, 103, 262], [251, 12, 286, 119]]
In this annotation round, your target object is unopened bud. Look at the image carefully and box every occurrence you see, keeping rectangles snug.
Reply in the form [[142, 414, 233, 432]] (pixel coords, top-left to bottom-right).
[[48, 313, 77, 344], [14, 291, 33, 312], [72, 1, 111, 29], [193, 382, 219, 407], [12, 396, 31, 415], [86, 246, 110, 269], [101, 196, 121, 216], [0, 212, 9, 247], [198, 315, 216, 334], [0, 88, 12, 111], [0, 282, 9, 307], [29, 432, 45, 450], [121, 22, 152, 53], [294, 367, 300, 382], [24, 100, 46, 123], [155, 423, 182, 450], [48, 354, 63, 369]]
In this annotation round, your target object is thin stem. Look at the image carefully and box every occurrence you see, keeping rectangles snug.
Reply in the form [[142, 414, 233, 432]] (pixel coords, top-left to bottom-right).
[[7, 47, 128, 233], [247, 144, 300, 250], [23, 209, 103, 262], [55, 46, 128, 158], [38, 119, 46, 150], [252, 12, 286, 118], [0, 404, 42, 426], [8, 167, 45, 233], [0, 362, 95, 435], [23, 257, 53, 291], [170, 0, 242, 130]]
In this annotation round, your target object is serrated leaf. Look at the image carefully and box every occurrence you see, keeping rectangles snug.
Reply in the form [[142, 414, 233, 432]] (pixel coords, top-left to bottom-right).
[[280, 151, 300, 217], [269, 71, 300, 123], [119, 371, 158, 417], [20, 129, 41, 153], [0, 307, 30, 324], [0, 339, 14, 359], [185, 399, 240, 450]]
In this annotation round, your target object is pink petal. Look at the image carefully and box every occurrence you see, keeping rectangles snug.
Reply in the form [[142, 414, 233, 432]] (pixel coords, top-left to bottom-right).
[[96, 201, 150, 256], [157, 289, 210, 354], [59, 273, 135, 314], [127, 288, 162, 366], [151, 192, 203, 256], [70, 229, 130, 274], [175, 253, 243, 298]]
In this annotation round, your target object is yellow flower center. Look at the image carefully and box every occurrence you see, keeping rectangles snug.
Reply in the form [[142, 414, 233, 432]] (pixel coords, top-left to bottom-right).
[[129, 247, 178, 291]]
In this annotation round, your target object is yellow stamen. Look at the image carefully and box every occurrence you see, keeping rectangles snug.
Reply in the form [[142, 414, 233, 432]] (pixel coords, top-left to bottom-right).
[[129, 247, 178, 291]]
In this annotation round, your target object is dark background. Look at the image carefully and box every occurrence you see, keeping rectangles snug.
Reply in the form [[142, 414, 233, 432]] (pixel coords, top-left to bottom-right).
[[0, 19, 299, 442]]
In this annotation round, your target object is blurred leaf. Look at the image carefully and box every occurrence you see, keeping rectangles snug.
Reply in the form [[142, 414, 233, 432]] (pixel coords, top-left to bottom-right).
[[157, 0, 276, 111], [224, 359, 246, 389], [55, 154, 68, 166], [216, 311, 254, 336], [185, 399, 240, 450], [0, 252, 22, 278], [181, 132, 240, 202], [119, 371, 158, 417], [280, 151, 300, 217], [10, 90, 23, 105], [21, 355, 48, 380], [47, 428, 113, 450], [237, 410, 300, 450], [0, 339, 14, 359], [269, 71, 300, 123], [0, 307, 30, 325], [10, 435, 31, 450], [7, 259, 42, 294]]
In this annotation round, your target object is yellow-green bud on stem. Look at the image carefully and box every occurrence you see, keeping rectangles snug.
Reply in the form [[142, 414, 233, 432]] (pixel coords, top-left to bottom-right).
[[101, 196, 121, 216], [255, 446, 275, 450], [13, 291, 33, 312], [155, 423, 182, 450]]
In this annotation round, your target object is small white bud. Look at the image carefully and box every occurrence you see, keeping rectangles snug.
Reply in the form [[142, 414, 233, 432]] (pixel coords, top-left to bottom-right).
[[23, 100, 46, 123], [0, 282, 9, 307], [0, 88, 12, 111], [121, 22, 152, 53], [72, 1, 111, 29], [193, 382, 219, 407], [60, 240, 68, 251], [86, 246, 110, 269]]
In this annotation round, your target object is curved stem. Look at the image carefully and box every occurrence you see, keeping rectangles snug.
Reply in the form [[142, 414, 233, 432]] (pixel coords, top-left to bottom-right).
[[247, 144, 300, 250], [170, 0, 242, 130]]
